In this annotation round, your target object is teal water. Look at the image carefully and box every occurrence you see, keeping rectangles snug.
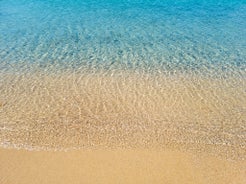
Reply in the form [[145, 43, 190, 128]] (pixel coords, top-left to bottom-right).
[[1, 0, 245, 73]]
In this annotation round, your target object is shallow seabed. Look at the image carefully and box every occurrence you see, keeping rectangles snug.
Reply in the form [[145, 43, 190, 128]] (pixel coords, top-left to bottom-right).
[[0, 68, 245, 160]]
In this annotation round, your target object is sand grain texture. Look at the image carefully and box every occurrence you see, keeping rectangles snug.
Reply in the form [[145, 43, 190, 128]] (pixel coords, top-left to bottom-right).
[[0, 148, 245, 184]]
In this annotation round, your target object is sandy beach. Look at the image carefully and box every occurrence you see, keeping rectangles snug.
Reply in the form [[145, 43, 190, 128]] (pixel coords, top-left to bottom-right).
[[1, 0, 246, 183], [0, 148, 245, 184], [0, 71, 246, 183]]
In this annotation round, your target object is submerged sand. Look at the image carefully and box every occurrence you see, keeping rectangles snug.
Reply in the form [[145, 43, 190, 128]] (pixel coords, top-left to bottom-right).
[[0, 69, 245, 157]]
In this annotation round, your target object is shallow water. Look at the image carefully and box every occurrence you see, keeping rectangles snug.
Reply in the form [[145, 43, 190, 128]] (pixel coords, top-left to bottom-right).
[[1, 0, 245, 71], [0, 0, 246, 158]]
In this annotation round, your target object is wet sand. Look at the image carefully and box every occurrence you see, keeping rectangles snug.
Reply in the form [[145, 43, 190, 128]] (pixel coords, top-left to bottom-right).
[[0, 148, 245, 184]]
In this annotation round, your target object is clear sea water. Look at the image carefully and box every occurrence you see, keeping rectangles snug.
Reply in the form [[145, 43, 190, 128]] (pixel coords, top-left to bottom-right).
[[1, 0, 245, 73], [0, 1, 246, 153]]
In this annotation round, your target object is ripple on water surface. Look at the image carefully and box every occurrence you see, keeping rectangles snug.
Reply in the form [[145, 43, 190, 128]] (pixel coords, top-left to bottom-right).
[[0, 0, 246, 159]]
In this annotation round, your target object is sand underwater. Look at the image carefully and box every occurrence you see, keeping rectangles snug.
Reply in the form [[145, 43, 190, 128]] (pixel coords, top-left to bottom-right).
[[1, 0, 246, 183]]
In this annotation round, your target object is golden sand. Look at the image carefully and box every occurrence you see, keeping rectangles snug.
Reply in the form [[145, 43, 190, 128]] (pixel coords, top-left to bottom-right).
[[0, 69, 245, 183], [0, 148, 245, 184]]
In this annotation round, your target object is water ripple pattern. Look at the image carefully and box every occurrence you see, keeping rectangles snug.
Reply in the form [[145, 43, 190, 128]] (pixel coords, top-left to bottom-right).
[[0, 0, 246, 158]]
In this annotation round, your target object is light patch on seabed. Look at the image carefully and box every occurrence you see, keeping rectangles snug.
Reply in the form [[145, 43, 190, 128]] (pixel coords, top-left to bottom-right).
[[0, 68, 245, 159]]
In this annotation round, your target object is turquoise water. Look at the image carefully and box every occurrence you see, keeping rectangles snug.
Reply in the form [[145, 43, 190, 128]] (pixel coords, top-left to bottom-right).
[[1, 0, 245, 73]]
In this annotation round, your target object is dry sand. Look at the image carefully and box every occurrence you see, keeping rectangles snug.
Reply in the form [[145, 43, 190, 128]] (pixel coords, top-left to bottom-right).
[[0, 148, 245, 184]]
